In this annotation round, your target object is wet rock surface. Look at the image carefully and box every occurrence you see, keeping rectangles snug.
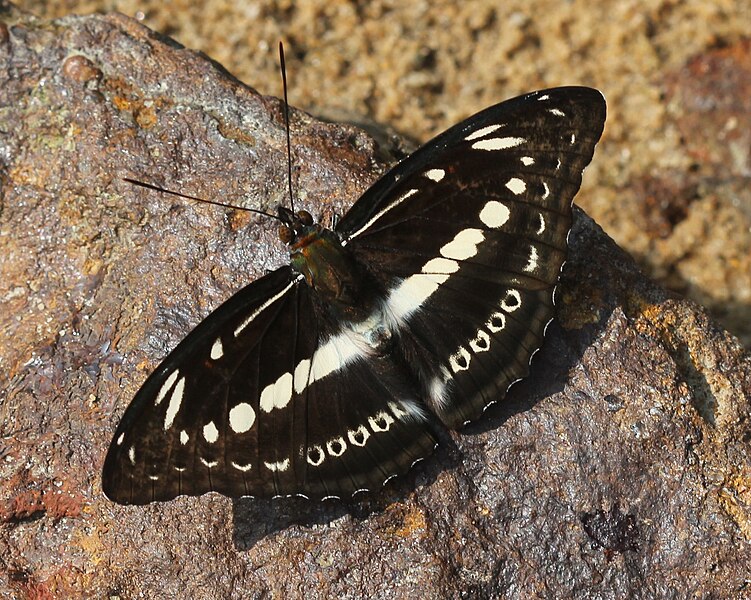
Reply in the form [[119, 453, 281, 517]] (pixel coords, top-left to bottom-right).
[[1, 7, 750, 599]]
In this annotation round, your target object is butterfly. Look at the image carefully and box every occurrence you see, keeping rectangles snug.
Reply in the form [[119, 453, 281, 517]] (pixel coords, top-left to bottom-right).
[[102, 86, 606, 504]]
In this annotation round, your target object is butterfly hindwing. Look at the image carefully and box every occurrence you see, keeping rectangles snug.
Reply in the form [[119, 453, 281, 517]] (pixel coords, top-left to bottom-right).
[[102, 267, 436, 504], [339, 87, 606, 428]]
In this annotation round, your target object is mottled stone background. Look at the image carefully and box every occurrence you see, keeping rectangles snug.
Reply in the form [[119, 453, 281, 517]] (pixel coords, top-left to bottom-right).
[[2, 1, 750, 598], [19, 0, 751, 346]]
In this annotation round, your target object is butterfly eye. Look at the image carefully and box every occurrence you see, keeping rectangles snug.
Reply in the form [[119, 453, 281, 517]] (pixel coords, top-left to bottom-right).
[[297, 210, 313, 226], [278, 225, 293, 243]]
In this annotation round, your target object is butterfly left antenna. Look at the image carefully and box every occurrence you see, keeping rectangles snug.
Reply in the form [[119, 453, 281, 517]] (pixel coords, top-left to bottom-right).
[[279, 41, 296, 215], [122, 178, 281, 222]]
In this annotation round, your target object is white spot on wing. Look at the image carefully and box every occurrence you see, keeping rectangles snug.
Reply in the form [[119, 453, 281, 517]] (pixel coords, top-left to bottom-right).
[[387, 401, 409, 419], [277, 333, 372, 403], [210, 338, 223, 360], [472, 137, 525, 151], [203, 421, 219, 444], [259, 371, 294, 413], [506, 177, 526, 195], [293, 359, 311, 393], [396, 398, 429, 421], [570, 133, 576, 145], [128, 446, 135, 465], [465, 123, 503, 141], [229, 402, 256, 433], [180, 430, 189, 445], [429, 374, 450, 408], [538, 94, 550, 101], [309, 333, 365, 384], [386, 272, 447, 324], [542, 182, 550, 199], [163, 376, 185, 430], [345, 188, 419, 242], [521, 156, 535, 166], [425, 168, 445, 182], [234, 279, 298, 337], [422, 257, 460, 274], [549, 108, 565, 117], [479, 200, 510, 228], [264, 458, 290, 472], [440, 228, 484, 260], [200, 457, 218, 468], [231, 461, 252, 472], [155, 370, 179, 406], [116, 433, 124, 446]]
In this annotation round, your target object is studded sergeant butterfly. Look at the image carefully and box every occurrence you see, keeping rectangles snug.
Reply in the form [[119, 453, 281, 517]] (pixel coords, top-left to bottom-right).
[[102, 74, 606, 504]]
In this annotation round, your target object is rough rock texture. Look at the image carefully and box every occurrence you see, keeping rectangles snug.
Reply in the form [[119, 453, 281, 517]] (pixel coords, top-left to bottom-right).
[[18, 0, 751, 348], [1, 6, 751, 599]]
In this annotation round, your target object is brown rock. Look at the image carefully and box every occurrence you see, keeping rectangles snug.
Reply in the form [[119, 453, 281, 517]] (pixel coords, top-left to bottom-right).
[[1, 7, 750, 599]]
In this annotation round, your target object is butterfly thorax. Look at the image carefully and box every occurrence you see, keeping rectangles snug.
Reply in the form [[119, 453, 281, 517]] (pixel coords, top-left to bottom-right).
[[288, 223, 379, 324]]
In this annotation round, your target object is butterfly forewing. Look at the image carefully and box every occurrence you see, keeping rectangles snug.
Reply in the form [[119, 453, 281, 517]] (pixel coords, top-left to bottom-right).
[[339, 87, 606, 428], [104, 86, 605, 504]]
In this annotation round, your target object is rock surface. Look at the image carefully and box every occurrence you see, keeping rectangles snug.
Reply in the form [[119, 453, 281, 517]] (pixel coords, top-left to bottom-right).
[[1, 6, 750, 599], [21, 0, 751, 348]]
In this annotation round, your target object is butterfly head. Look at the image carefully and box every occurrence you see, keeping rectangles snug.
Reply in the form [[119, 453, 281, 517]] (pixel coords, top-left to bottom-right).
[[277, 205, 317, 245]]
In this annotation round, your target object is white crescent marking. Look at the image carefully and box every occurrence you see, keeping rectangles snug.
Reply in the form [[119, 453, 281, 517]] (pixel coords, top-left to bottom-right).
[[264, 459, 290, 472]]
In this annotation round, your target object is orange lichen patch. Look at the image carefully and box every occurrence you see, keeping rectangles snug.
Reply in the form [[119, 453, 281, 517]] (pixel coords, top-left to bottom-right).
[[635, 302, 670, 333], [0, 472, 85, 523], [76, 525, 106, 566], [1, 488, 46, 523], [718, 472, 751, 541], [106, 78, 172, 129], [384, 503, 428, 539], [9, 162, 46, 188], [216, 118, 257, 145], [228, 208, 254, 231], [111, 95, 134, 112], [82, 257, 104, 276], [10, 567, 90, 600], [135, 104, 158, 128], [10, 579, 55, 600]]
